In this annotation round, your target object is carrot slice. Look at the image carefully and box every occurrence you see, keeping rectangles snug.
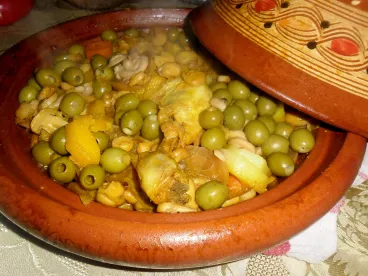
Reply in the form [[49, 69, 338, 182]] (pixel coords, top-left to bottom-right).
[[85, 40, 113, 60], [226, 174, 249, 199]]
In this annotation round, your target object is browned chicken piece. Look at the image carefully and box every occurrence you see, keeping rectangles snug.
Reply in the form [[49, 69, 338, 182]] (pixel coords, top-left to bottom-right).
[[180, 146, 229, 188], [158, 84, 212, 147], [136, 151, 198, 210]]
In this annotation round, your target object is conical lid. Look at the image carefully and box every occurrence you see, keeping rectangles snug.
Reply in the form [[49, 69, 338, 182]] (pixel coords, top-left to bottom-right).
[[190, 0, 368, 137]]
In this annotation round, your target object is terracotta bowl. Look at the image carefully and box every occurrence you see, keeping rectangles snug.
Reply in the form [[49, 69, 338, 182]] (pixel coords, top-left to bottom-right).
[[0, 9, 366, 269]]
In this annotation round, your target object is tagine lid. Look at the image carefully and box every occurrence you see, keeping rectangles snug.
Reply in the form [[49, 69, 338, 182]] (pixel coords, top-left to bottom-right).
[[190, 0, 368, 137]]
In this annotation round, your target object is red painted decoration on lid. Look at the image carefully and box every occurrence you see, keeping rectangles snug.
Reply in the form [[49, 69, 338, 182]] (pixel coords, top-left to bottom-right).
[[255, 0, 277, 13], [330, 38, 360, 56]]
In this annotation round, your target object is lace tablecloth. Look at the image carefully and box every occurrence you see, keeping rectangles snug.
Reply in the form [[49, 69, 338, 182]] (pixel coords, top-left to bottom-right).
[[1, 1, 367, 275]]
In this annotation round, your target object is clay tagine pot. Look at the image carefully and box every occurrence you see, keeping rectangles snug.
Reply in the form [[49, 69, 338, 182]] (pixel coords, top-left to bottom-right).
[[0, 8, 366, 269]]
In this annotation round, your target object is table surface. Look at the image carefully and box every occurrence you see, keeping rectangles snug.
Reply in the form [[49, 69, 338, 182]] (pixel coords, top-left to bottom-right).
[[0, 1, 367, 275]]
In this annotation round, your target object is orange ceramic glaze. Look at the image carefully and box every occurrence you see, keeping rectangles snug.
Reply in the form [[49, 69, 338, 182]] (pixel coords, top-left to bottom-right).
[[0, 9, 366, 269], [190, 1, 368, 138]]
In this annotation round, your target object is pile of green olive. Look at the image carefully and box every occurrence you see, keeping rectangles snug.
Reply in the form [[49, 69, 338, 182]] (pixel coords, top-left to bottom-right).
[[115, 93, 160, 140], [32, 130, 132, 190], [16, 25, 317, 213], [199, 80, 315, 178]]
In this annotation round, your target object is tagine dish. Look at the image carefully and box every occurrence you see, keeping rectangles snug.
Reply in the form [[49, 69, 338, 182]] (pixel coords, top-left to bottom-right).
[[0, 8, 365, 268]]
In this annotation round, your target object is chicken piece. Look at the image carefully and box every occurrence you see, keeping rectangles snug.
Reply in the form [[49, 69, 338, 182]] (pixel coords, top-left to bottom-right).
[[158, 84, 211, 146], [180, 146, 229, 187], [135, 75, 180, 102], [137, 152, 197, 209], [157, 137, 180, 156]]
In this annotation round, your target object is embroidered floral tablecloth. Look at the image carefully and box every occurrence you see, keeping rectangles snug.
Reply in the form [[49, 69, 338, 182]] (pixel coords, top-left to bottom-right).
[[0, 1, 367, 275]]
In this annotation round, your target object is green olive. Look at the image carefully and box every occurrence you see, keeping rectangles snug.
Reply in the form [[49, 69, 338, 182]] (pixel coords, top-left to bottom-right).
[[137, 99, 158, 118], [234, 99, 258, 121], [210, 81, 227, 92], [124, 28, 139, 38], [50, 127, 68, 155], [83, 67, 95, 83], [195, 180, 228, 210], [101, 29, 117, 41], [27, 77, 41, 91], [114, 110, 125, 125], [115, 93, 140, 112], [62, 67, 84, 86], [95, 66, 114, 81], [68, 44, 85, 57], [223, 105, 245, 130], [178, 32, 190, 47], [228, 80, 250, 100], [261, 134, 290, 157], [213, 88, 233, 105], [79, 164, 106, 190], [248, 90, 260, 103], [244, 120, 270, 146], [32, 141, 56, 166], [92, 80, 112, 99], [100, 147, 131, 174], [139, 29, 149, 37], [18, 85, 39, 103], [164, 42, 181, 55], [48, 156, 76, 184], [257, 115, 276, 134], [53, 60, 77, 77], [141, 115, 160, 140], [91, 54, 108, 71], [59, 92, 85, 117], [267, 152, 295, 177], [93, 131, 110, 152], [256, 95, 278, 116], [54, 53, 69, 63], [120, 109, 143, 136], [167, 28, 180, 42], [289, 128, 315, 153], [275, 122, 293, 139], [200, 127, 226, 150], [199, 107, 223, 129], [35, 68, 61, 88]]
